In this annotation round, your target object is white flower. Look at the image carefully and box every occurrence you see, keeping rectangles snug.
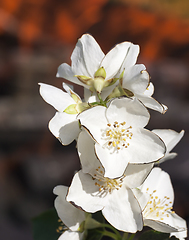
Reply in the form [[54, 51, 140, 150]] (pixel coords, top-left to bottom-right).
[[67, 145, 154, 233], [39, 82, 82, 145], [56, 34, 139, 94], [77, 97, 166, 178], [133, 167, 187, 237], [152, 129, 184, 164], [54, 185, 85, 240]]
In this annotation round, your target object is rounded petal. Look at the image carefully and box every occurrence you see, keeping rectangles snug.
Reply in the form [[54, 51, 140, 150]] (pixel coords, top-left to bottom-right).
[[100, 42, 132, 79], [49, 112, 80, 145], [67, 171, 106, 213], [84, 88, 97, 103], [95, 142, 129, 178], [107, 98, 150, 128], [124, 163, 154, 189], [152, 129, 184, 153], [77, 106, 107, 144], [39, 83, 74, 112], [122, 65, 149, 94], [77, 130, 102, 175], [144, 218, 178, 233], [53, 185, 85, 232], [119, 43, 140, 72], [95, 129, 165, 178], [170, 213, 187, 239], [144, 82, 154, 96], [102, 187, 143, 232], [80, 34, 105, 77], [71, 38, 90, 77], [59, 230, 83, 240], [140, 167, 174, 204], [136, 93, 167, 114], [56, 63, 86, 87]]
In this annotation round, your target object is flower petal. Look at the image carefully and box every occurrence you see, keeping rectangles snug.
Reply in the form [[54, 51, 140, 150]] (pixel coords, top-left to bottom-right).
[[119, 43, 140, 72], [77, 129, 102, 175], [39, 83, 75, 112], [67, 171, 106, 213], [144, 82, 154, 96], [102, 187, 143, 232], [122, 64, 149, 94], [170, 213, 187, 240], [152, 129, 184, 154], [71, 38, 90, 77], [124, 163, 154, 188], [49, 112, 80, 145], [100, 42, 132, 79], [53, 185, 85, 232], [56, 63, 85, 87], [136, 93, 167, 114], [77, 106, 107, 144], [144, 218, 178, 233], [139, 168, 174, 204], [95, 129, 165, 178], [58, 230, 83, 240], [106, 97, 150, 128], [80, 34, 105, 77]]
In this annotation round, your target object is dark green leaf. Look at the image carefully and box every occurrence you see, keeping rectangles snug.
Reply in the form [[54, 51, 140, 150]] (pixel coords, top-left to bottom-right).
[[139, 230, 178, 240], [32, 208, 61, 240]]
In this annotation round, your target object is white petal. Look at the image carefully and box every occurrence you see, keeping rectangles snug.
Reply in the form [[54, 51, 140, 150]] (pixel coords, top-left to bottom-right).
[[57, 63, 85, 87], [53, 186, 85, 232], [59, 230, 83, 240], [63, 82, 81, 101], [136, 93, 166, 114], [83, 88, 97, 102], [77, 106, 107, 145], [49, 112, 80, 145], [80, 34, 105, 77], [144, 219, 178, 233], [107, 98, 150, 128], [152, 129, 184, 153], [95, 129, 165, 178], [119, 43, 140, 72], [71, 38, 90, 77], [67, 171, 106, 213], [127, 129, 166, 164], [95, 143, 129, 178], [170, 213, 187, 240], [100, 42, 132, 79], [132, 188, 149, 211], [144, 82, 154, 96], [140, 167, 174, 203], [122, 65, 149, 94], [39, 83, 74, 112], [77, 130, 102, 175], [102, 187, 143, 232], [124, 163, 154, 188]]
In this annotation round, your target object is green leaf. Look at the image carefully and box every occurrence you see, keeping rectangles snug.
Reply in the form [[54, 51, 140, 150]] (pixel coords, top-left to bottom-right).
[[32, 208, 61, 240], [139, 230, 178, 240]]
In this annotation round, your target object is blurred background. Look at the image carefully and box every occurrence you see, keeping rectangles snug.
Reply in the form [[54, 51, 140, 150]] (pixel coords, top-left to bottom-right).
[[0, 0, 189, 239]]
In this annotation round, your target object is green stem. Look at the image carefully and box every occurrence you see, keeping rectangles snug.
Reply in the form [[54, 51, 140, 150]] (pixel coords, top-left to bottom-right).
[[97, 92, 107, 107], [101, 223, 122, 240], [122, 232, 128, 240], [128, 233, 135, 240], [102, 230, 119, 239]]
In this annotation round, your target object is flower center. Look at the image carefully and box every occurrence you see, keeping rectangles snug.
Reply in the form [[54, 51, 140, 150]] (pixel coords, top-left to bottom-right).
[[92, 166, 125, 196], [143, 188, 174, 220], [101, 121, 133, 152]]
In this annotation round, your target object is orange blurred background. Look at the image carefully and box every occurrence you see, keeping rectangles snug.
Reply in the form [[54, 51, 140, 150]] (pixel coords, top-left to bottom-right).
[[0, 0, 189, 239]]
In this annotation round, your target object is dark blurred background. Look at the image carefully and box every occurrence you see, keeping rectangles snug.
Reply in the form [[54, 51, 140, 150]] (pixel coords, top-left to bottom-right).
[[0, 0, 189, 239]]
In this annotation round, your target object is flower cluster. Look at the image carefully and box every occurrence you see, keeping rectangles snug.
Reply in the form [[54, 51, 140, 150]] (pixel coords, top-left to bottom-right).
[[39, 34, 187, 240]]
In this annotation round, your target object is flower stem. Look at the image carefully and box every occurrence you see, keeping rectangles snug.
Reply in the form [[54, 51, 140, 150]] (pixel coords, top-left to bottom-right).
[[101, 223, 122, 240], [97, 92, 107, 107], [128, 233, 135, 240], [122, 232, 128, 240]]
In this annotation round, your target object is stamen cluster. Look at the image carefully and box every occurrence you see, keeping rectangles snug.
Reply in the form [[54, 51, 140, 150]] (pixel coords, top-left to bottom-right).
[[102, 121, 133, 152]]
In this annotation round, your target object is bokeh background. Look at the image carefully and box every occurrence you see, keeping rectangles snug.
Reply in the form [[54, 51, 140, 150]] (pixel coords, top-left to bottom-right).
[[0, 0, 189, 239]]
